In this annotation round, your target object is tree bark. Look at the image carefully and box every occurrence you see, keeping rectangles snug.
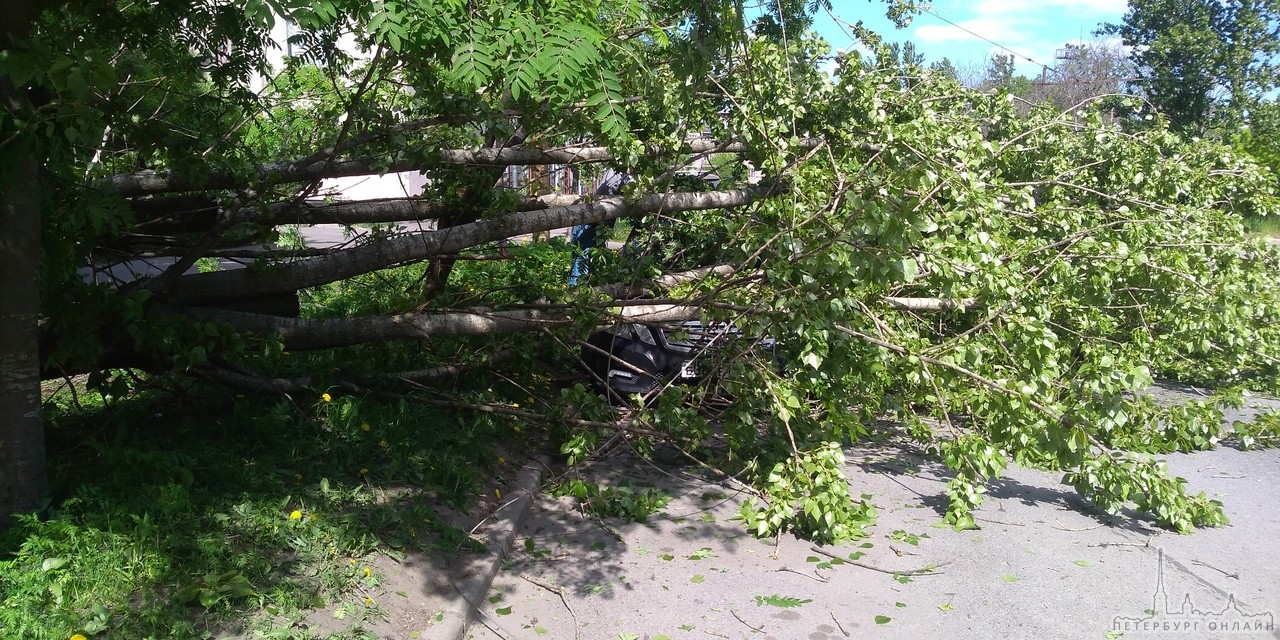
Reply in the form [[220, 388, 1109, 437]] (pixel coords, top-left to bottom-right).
[[0, 11, 47, 522], [126, 194, 582, 236], [169, 188, 767, 306], [185, 303, 704, 351], [101, 139, 818, 198]]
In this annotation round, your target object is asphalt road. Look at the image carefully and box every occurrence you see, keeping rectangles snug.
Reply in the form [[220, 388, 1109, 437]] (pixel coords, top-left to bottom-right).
[[462, 388, 1280, 640]]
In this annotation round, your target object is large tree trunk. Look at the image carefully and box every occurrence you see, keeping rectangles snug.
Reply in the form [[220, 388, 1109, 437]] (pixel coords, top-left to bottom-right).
[[0, 97, 46, 525], [100, 139, 817, 198], [169, 188, 766, 306], [0, 0, 48, 526]]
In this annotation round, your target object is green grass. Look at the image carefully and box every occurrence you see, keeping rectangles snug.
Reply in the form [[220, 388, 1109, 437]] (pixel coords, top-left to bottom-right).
[[1244, 215, 1280, 238], [1, 381, 529, 639], [1, 236, 575, 639]]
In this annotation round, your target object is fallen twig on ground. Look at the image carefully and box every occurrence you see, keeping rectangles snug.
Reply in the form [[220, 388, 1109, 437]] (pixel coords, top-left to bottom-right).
[[775, 566, 830, 583], [808, 546, 948, 576], [1192, 559, 1240, 579], [519, 574, 581, 640]]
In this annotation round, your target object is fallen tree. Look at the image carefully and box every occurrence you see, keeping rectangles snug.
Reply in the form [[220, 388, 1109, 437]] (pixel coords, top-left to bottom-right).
[[5, 0, 1280, 547]]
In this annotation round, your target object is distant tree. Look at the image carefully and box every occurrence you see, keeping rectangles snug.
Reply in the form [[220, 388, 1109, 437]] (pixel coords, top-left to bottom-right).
[[1239, 100, 1280, 178], [929, 57, 959, 81], [871, 40, 927, 88], [982, 53, 1034, 96], [1100, 0, 1280, 134], [1030, 41, 1137, 112], [888, 40, 925, 68]]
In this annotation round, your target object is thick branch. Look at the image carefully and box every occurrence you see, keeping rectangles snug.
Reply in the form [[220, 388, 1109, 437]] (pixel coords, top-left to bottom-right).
[[102, 139, 816, 198], [883, 296, 977, 312], [595, 264, 739, 298], [192, 349, 511, 393], [184, 304, 703, 351], [131, 194, 582, 235], [169, 188, 768, 306], [252, 197, 444, 226]]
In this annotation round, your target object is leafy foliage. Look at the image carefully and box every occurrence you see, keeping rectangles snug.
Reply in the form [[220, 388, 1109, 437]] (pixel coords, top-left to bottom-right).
[[755, 594, 812, 608], [7, 1, 1280, 627], [738, 443, 878, 544], [550, 479, 672, 522], [1100, 0, 1280, 133]]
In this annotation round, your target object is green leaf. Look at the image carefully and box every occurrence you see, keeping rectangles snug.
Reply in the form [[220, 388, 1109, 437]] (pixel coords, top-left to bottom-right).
[[900, 257, 918, 282], [755, 594, 812, 608], [690, 575, 705, 583], [875, 615, 892, 625], [496, 606, 513, 615]]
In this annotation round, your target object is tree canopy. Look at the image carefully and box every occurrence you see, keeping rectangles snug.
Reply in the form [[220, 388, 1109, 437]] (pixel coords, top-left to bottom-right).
[[3, 0, 1280, 549], [1101, 0, 1280, 133]]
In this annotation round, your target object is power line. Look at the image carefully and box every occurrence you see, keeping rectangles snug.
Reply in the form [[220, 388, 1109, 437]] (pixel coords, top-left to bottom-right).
[[918, 7, 1052, 71]]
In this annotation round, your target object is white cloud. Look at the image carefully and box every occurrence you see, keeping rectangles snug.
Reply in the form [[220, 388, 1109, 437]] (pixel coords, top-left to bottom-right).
[[971, 0, 1124, 15], [914, 17, 1030, 45], [909, 0, 1128, 70]]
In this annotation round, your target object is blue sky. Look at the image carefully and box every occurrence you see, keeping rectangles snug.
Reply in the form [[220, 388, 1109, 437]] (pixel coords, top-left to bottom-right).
[[810, 1, 1130, 78]]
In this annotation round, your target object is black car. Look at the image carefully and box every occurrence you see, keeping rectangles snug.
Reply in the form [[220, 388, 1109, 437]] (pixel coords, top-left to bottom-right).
[[582, 320, 777, 397], [573, 170, 773, 397]]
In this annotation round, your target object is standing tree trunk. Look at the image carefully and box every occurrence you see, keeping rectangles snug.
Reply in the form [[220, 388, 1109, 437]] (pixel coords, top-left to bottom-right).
[[1, 1, 47, 526], [529, 164, 551, 241], [0, 119, 46, 526]]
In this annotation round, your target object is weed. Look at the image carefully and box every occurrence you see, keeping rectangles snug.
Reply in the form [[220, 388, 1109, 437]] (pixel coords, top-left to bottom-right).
[[2, 380, 524, 639], [549, 479, 672, 522], [754, 594, 811, 608]]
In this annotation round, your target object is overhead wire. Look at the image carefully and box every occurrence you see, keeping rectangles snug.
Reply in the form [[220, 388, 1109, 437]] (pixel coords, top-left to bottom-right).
[[916, 6, 1052, 72]]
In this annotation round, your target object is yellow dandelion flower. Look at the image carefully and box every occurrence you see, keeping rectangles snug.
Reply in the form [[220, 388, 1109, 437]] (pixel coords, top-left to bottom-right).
[[360, 422, 371, 432], [321, 393, 332, 402], [71, 635, 88, 640], [495, 488, 502, 499], [513, 425, 521, 432], [289, 509, 302, 520], [512, 402, 519, 408], [364, 597, 374, 606], [359, 467, 369, 476], [363, 567, 372, 578], [348, 559, 356, 565], [498, 457, 506, 465]]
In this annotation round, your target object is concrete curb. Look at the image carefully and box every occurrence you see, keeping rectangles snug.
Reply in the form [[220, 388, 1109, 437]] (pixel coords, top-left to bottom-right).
[[432, 456, 547, 640]]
